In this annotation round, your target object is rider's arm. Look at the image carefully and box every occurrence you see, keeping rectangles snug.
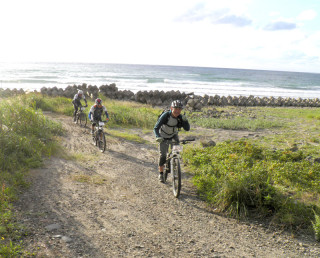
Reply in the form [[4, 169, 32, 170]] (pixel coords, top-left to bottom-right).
[[103, 106, 109, 119], [179, 115, 190, 131], [153, 112, 169, 138], [81, 94, 87, 104], [182, 120, 190, 131], [88, 106, 94, 120]]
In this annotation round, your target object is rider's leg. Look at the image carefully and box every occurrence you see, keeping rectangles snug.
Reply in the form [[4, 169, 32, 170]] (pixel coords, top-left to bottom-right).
[[173, 134, 180, 143], [158, 141, 168, 171], [73, 104, 78, 122], [158, 140, 169, 182], [91, 122, 95, 134]]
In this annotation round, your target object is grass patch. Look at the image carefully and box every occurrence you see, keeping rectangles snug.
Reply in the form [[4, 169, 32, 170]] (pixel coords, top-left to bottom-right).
[[0, 98, 63, 255], [20, 93, 74, 116], [19, 93, 161, 129], [69, 152, 99, 162], [108, 129, 148, 143], [312, 212, 320, 241], [106, 99, 159, 129], [71, 174, 107, 185], [188, 106, 320, 131], [183, 139, 320, 236], [192, 116, 280, 130]]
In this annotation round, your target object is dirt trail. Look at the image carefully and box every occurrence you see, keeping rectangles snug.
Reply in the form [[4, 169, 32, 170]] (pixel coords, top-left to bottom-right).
[[15, 113, 320, 257]]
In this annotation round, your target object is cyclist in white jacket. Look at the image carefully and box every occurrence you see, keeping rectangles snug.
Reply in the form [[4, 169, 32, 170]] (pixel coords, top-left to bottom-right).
[[72, 90, 87, 122]]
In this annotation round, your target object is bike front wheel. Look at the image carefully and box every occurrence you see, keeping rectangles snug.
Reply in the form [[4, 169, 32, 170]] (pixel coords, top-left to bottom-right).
[[171, 157, 181, 198], [97, 131, 106, 153], [163, 160, 170, 183], [79, 113, 87, 127]]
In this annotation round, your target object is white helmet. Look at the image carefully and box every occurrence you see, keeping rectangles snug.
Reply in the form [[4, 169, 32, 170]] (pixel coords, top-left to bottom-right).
[[171, 100, 183, 109], [78, 90, 83, 95]]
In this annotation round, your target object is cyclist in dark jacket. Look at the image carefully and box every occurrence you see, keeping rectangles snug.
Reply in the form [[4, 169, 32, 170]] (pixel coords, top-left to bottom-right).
[[72, 90, 87, 122], [88, 98, 109, 134], [154, 100, 190, 182]]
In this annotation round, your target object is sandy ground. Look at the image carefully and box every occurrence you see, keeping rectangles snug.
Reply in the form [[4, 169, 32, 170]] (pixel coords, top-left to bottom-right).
[[14, 113, 320, 257]]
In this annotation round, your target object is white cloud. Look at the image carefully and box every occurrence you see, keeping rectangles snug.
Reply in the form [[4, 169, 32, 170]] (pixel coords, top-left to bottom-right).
[[298, 9, 317, 21], [0, 0, 319, 73], [264, 21, 297, 31]]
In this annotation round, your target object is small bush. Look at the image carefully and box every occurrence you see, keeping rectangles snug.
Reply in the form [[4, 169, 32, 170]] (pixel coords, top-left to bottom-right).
[[183, 140, 320, 230], [0, 99, 63, 254], [312, 212, 320, 241], [189, 115, 281, 130]]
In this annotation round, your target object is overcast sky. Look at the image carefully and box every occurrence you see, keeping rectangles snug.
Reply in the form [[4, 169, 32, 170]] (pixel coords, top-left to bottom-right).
[[0, 0, 319, 73]]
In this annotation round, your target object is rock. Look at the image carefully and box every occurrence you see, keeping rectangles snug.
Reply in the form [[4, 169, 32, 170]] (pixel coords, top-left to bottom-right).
[[61, 236, 73, 243], [201, 140, 216, 148], [45, 223, 61, 231]]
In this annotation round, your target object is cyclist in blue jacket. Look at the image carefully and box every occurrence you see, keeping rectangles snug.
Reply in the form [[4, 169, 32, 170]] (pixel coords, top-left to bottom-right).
[[154, 100, 190, 182], [88, 98, 109, 134]]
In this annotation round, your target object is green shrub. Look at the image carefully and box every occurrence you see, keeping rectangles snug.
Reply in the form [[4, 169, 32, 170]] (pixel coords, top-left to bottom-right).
[[19, 93, 160, 129], [183, 140, 320, 230], [312, 212, 320, 241], [190, 116, 281, 130], [20, 93, 74, 116], [0, 100, 63, 255], [106, 100, 158, 129]]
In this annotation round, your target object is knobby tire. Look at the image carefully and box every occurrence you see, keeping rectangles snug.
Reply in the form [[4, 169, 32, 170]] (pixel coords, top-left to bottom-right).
[[98, 131, 106, 153], [171, 157, 181, 198], [79, 112, 87, 127], [93, 131, 98, 146]]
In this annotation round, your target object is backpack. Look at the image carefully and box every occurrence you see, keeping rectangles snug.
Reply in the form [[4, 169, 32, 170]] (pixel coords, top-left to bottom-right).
[[158, 109, 183, 129]]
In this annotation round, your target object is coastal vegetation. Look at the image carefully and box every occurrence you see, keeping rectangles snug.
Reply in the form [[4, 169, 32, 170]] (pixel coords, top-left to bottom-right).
[[1, 92, 320, 253], [0, 97, 62, 256]]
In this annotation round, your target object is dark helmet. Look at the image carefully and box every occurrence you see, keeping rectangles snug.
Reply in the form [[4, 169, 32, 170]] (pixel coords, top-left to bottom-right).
[[95, 98, 102, 105], [171, 100, 183, 109]]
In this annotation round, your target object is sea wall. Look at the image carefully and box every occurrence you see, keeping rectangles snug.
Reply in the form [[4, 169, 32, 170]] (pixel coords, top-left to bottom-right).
[[2, 84, 320, 109]]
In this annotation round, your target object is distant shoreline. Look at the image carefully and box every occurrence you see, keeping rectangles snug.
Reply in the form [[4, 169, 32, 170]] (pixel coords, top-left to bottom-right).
[[1, 62, 320, 99], [1, 83, 320, 108]]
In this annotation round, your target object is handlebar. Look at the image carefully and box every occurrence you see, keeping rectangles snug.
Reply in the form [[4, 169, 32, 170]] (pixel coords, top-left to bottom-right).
[[180, 138, 195, 144], [163, 137, 195, 145]]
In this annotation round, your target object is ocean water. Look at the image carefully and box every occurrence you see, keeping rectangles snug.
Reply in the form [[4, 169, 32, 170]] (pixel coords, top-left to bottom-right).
[[0, 62, 320, 99]]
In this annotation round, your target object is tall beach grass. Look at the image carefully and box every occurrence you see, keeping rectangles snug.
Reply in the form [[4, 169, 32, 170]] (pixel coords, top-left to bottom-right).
[[0, 98, 62, 256]]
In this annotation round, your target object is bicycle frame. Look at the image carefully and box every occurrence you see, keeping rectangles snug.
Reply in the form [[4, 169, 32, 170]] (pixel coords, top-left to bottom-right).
[[76, 106, 86, 116], [163, 138, 195, 197], [92, 120, 108, 153], [75, 106, 87, 127], [165, 138, 193, 160], [96, 121, 105, 132]]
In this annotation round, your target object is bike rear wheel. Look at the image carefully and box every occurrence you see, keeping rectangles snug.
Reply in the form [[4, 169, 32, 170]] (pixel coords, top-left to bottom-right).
[[171, 157, 181, 198], [79, 112, 87, 127], [97, 131, 106, 153]]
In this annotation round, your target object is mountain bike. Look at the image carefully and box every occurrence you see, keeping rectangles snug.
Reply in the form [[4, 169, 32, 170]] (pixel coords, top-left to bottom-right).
[[92, 120, 108, 153], [163, 138, 195, 198], [75, 106, 87, 127]]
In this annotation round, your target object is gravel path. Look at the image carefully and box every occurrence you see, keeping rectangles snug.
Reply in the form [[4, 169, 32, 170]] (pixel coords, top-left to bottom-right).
[[15, 113, 320, 257]]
